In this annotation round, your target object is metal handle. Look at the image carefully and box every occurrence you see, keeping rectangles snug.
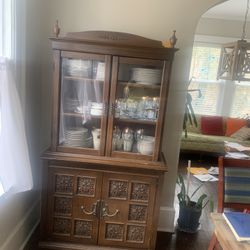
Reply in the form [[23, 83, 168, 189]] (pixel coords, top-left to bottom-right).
[[80, 201, 98, 216], [101, 204, 119, 218]]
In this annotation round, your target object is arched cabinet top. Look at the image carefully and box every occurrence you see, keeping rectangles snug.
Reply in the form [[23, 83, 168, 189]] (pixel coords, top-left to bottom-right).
[[50, 30, 178, 61]]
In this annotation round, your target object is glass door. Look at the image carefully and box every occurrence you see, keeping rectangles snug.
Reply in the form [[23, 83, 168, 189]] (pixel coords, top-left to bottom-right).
[[106, 57, 167, 161], [58, 51, 111, 156]]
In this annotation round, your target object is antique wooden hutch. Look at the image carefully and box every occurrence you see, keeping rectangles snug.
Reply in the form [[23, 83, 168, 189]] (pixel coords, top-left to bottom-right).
[[40, 30, 177, 250]]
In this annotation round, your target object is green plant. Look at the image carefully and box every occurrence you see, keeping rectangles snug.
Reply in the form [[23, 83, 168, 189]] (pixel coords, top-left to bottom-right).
[[176, 174, 211, 210]]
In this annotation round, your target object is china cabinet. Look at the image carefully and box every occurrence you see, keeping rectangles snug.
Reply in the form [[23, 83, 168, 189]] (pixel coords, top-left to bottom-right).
[[40, 30, 177, 250]]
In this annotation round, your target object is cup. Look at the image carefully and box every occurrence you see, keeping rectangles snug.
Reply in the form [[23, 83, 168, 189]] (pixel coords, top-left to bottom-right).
[[137, 136, 155, 155], [123, 139, 133, 152]]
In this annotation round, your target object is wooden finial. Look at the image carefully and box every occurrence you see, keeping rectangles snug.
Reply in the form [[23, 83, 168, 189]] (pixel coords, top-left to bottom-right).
[[169, 30, 177, 48], [53, 20, 60, 38], [162, 30, 177, 48]]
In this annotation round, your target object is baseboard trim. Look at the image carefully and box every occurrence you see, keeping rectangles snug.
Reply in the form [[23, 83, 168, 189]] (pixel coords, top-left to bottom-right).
[[0, 198, 40, 250], [20, 217, 40, 250], [157, 206, 176, 233]]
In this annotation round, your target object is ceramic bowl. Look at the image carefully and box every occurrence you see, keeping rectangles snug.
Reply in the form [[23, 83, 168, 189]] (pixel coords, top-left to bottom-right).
[[137, 136, 155, 155]]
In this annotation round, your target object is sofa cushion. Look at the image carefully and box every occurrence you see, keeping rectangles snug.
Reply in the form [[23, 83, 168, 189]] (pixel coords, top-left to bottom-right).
[[201, 115, 224, 136], [185, 114, 201, 134], [225, 118, 247, 136], [181, 132, 250, 154], [231, 126, 250, 141]]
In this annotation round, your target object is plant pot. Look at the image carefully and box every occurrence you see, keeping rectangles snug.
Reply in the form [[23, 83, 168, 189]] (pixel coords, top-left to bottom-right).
[[177, 202, 202, 233]]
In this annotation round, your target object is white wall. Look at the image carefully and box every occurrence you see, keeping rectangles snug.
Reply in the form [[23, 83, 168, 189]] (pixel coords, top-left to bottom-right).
[[197, 17, 250, 39], [41, 0, 225, 232]]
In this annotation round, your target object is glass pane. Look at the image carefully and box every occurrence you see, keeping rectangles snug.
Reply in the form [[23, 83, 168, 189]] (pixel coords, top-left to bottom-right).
[[112, 63, 162, 156], [188, 80, 221, 116], [59, 57, 105, 150], [231, 82, 250, 118], [189, 46, 221, 81]]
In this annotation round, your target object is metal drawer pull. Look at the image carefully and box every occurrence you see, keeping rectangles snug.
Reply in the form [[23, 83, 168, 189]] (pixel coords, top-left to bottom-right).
[[80, 202, 97, 216], [102, 205, 119, 218]]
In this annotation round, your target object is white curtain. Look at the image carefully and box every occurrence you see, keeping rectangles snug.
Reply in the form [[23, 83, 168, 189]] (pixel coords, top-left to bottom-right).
[[0, 57, 33, 194]]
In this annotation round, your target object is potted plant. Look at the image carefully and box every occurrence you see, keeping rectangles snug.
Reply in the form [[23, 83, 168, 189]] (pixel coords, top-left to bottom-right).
[[176, 167, 212, 233]]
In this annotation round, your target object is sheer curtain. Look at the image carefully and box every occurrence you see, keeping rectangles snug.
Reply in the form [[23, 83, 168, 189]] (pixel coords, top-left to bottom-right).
[[0, 57, 33, 194]]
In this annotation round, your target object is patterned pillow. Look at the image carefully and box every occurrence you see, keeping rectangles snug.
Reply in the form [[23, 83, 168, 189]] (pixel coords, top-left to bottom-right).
[[225, 118, 247, 136], [224, 167, 250, 204], [231, 126, 250, 140]]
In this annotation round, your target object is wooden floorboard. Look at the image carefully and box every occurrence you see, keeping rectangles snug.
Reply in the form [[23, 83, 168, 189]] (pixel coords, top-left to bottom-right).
[[24, 155, 218, 250]]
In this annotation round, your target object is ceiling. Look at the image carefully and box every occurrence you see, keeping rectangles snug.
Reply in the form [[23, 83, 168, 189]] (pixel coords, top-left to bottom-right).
[[203, 0, 250, 21]]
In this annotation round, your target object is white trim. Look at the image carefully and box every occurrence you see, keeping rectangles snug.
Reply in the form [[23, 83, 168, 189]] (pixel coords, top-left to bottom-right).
[[19, 219, 40, 250], [157, 206, 176, 232], [194, 34, 239, 45], [0, 198, 40, 250]]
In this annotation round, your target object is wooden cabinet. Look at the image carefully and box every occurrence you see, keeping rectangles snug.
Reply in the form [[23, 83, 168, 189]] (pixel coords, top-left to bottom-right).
[[43, 165, 158, 249], [41, 30, 177, 249]]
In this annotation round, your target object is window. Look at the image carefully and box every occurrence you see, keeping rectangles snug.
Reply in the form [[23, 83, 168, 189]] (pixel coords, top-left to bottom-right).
[[189, 43, 250, 118], [0, 0, 13, 58], [0, 0, 13, 196], [0, 0, 33, 196], [189, 45, 223, 116], [231, 82, 250, 118]]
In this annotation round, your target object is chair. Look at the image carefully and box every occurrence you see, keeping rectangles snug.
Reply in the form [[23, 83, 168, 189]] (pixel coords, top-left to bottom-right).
[[208, 156, 250, 250]]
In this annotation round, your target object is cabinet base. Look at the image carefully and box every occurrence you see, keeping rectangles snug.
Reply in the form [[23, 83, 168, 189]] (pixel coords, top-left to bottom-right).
[[39, 241, 134, 250]]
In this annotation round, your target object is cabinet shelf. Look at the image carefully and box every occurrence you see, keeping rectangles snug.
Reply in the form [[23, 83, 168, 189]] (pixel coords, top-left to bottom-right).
[[64, 76, 104, 83], [114, 117, 156, 125], [112, 150, 152, 161], [118, 81, 160, 89], [63, 112, 102, 119]]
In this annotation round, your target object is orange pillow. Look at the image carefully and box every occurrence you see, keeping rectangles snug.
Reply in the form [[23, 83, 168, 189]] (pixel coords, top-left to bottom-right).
[[225, 118, 247, 136]]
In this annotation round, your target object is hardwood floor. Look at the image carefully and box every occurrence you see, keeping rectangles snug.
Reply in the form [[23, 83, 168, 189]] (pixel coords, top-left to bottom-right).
[[24, 155, 218, 250], [156, 155, 218, 250]]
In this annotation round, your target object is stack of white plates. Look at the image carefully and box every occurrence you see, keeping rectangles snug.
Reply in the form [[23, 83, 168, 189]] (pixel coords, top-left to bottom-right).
[[64, 128, 93, 148], [67, 59, 92, 78], [90, 102, 103, 116], [130, 68, 162, 85], [64, 98, 79, 112]]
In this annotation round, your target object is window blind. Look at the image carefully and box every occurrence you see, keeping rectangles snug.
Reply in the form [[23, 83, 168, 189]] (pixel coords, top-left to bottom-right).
[[231, 82, 250, 118], [189, 45, 222, 116]]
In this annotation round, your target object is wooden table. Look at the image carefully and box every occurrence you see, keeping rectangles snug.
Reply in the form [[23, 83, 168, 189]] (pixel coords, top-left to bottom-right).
[[211, 213, 250, 250]]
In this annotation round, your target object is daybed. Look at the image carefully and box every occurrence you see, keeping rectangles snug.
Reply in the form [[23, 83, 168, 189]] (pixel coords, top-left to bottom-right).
[[180, 115, 250, 155]]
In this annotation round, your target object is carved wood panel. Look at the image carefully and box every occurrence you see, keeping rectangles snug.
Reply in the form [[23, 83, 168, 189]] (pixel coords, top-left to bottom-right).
[[55, 174, 74, 194], [54, 196, 73, 215], [53, 217, 71, 235], [108, 180, 128, 199], [126, 225, 145, 243], [128, 204, 147, 222], [131, 182, 149, 201], [76, 176, 96, 196], [105, 223, 124, 241], [74, 219, 93, 238]]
